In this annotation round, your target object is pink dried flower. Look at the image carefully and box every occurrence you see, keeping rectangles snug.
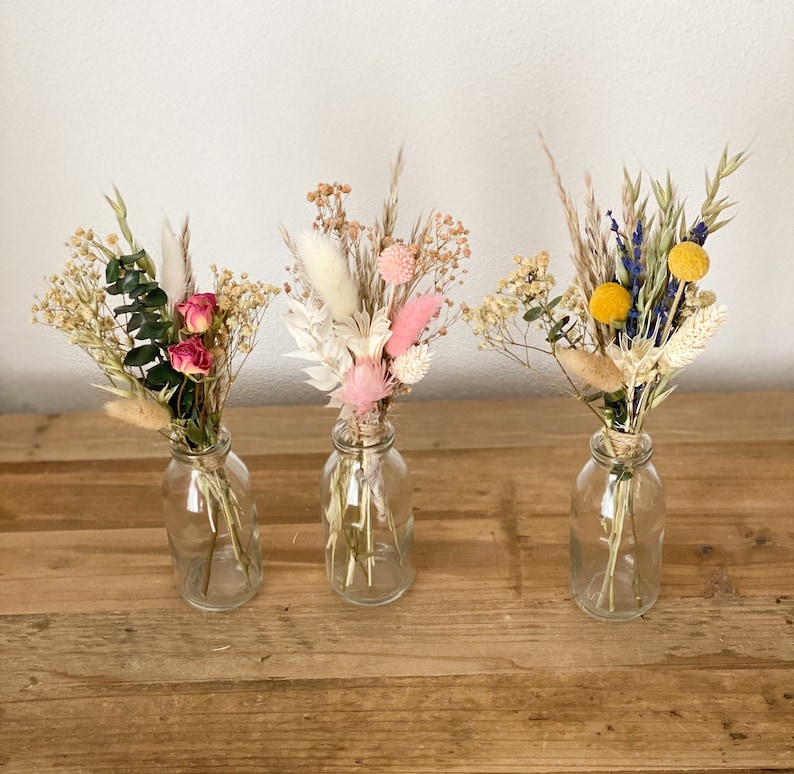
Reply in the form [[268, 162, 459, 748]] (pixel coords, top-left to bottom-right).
[[377, 243, 415, 286], [385, 294, 444, 357], [169, 337, 213, 376], [176, 292, 217, 334], [333, 359, 395, 416]]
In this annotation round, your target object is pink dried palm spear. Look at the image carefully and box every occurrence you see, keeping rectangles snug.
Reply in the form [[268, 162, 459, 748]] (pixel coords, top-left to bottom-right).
[[385, 294, 444, 358]]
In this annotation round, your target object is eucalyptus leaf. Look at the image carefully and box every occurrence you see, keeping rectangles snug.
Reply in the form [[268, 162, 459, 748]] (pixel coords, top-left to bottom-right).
[[523, 306, 543, 323], [138, 288, 168, 308], [547, 295, 563, 310], [118, 270, 141, 293], [136, 320, 172, 340], [146, 362, 183, 389], [186, 420, 203, 446], [113, 303, 139, 315], [123, 344, 160, 367], [119, 249, 146, 266], [105, 258, 120, 284], [546, 315, 570, 343], [126, 312, 143, 333], [129, 281, 159, 299]]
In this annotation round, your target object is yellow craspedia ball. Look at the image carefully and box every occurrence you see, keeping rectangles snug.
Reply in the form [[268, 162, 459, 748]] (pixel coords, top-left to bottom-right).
[[589, 282, 632, 324], [668, 241, 710, 282]]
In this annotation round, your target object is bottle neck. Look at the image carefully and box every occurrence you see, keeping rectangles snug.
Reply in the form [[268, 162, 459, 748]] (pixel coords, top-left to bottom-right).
[[590, 428, 653, 468], [332, 417, 394, 456], [170, 425, 232, 469]]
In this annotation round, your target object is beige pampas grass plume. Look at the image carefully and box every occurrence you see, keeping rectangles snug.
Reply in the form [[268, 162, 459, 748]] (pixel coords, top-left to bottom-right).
[[104, 397, 172, 431], [160, 217, 195, 312], [557, 348, 624, 394], [295, 230, 359, 320], [659, 304, 727, 371]]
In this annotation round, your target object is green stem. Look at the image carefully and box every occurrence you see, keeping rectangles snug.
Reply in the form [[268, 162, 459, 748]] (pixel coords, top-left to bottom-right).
[[202, 529, 218, 597]]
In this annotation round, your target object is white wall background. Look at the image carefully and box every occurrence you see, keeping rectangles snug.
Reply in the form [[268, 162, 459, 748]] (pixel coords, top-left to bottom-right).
[[1, 0, 792, 414]]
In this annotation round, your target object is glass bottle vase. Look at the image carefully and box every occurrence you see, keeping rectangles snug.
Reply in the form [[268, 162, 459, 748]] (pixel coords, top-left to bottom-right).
[[569, 429, 665, 620], [321, 417, 415, 606], [162, 426, 263, 611]]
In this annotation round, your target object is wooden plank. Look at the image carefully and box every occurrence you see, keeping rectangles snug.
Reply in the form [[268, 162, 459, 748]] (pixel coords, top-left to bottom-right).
[[2, 439, 792, 532], [1, 391, 793, 463], [1, 670, 792, 772]]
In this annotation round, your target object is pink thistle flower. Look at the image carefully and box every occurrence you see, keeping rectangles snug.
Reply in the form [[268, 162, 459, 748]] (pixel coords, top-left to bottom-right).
[[385, 294, 444, 357], [377, 243, 415, 286], [333, 359, 396, 416]]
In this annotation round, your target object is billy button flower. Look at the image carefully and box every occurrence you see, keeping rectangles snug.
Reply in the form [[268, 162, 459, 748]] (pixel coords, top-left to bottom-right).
[[667, 241, 710, 282], [589, 282, 632, 325]]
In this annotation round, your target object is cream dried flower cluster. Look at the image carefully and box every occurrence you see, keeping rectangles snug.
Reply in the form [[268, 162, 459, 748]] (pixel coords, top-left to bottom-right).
[[466, 144, 746, 438]]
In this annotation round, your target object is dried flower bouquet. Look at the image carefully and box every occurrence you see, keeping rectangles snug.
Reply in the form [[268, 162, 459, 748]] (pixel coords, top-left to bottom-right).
[[34, 191, 279, 603], [465, 141, 746, 614], [282, 152, 471, 597]]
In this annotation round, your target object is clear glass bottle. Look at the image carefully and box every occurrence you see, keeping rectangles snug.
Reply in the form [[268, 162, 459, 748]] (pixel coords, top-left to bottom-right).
[[569, 430, 665, 620], [162, 426, 262, 611], [321, 418, 415, 606]]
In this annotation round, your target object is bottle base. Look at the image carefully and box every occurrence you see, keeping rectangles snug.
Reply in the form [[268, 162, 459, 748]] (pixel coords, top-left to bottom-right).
[[176, 554, 263, 612], [329, 553, 415, 607], [570, 573, 658, 621]]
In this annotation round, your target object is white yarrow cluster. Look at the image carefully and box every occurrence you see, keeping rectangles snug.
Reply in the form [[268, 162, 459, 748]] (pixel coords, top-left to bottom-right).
[[390, 344, 432, 385]]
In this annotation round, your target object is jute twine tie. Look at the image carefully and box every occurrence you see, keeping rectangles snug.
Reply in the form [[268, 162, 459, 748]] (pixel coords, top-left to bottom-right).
[[345, 416, 389, 447], [606, 428, 643, 459]]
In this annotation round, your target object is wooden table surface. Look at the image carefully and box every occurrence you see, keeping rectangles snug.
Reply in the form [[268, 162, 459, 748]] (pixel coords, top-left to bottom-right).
[[1, 391, 793, 773]]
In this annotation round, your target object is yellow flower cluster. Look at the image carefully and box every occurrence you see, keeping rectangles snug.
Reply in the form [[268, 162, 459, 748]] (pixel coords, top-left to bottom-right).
[[667, 241, 710, 282], [589, 282, 632, 324]]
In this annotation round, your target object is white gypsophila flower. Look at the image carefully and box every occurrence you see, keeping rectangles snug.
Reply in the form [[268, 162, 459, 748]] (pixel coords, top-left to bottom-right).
[[658, 304, 727, 372], [390, 344, 432, 385]]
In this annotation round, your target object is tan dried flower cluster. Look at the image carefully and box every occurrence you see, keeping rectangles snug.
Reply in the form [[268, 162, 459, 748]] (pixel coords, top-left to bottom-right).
[[461, 294, 519, 339], [561, 284, 587, 320], [497, 251, 555, 301], [209, 264, 280, 410], [679, 283, 718, 321], [33, 228, 146, 399]]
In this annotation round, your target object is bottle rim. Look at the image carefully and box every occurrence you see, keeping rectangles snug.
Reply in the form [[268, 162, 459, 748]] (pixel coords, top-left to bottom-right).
[[589, 429, 653, 467], [332, 418, 394, 453], [169, 425, 232, 463]]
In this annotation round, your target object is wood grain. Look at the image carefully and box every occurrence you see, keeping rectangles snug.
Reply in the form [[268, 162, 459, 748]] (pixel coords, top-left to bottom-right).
[[1, 392, 793, 773]]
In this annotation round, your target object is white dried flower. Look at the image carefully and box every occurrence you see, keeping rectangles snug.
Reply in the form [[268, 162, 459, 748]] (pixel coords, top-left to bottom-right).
[[659, 305, 727, 372], [390, 344, 432, 385], [295, 230, 359, 320]]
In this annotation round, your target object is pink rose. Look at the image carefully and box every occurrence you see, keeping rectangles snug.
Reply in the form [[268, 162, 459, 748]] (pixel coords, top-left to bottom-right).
[[168, 337, 214, 376], [175, 293, 217, 334]]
